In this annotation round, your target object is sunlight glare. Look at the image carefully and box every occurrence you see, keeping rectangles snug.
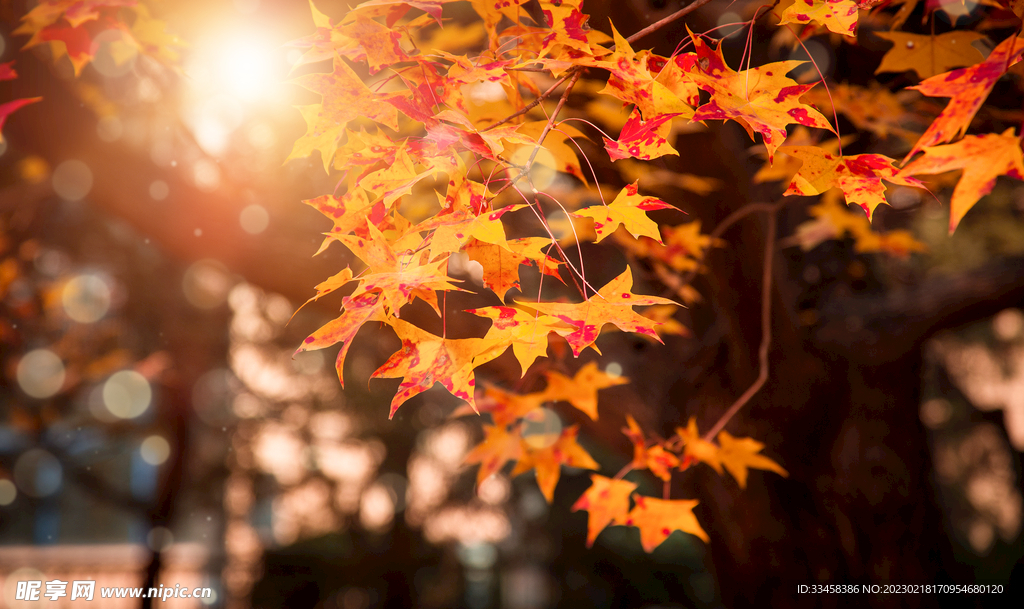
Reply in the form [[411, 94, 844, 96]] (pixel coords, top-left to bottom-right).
[[220, 36, 277, 102]]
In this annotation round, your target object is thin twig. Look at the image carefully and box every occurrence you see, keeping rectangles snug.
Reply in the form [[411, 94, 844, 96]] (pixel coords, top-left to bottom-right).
[[487, 70, 582, 201], [702, 205, 779, 442], [481, 71, 574, 132], [625, 0, 715, 44]]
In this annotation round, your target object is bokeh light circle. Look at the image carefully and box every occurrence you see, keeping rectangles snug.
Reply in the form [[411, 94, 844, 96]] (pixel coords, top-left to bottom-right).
[[146, 526, 174, 552], [521, 408, 562, 449], [182, 259, 232, 309], [239, 204, 269, 235], [51, 160, 93, 201], [16, 349, 66, 398], [140, 435, 171, 465], [13, 449, 62, 498], [150, 180, 170, 200], [103, 370, 153, 419], [62, 274, 112, 323], [0, 479, 16, 506]]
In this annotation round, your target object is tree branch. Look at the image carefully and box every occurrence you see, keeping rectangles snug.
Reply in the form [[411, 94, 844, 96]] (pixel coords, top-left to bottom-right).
[[703, 204, 780, 441], [625, 0, 716, 44]]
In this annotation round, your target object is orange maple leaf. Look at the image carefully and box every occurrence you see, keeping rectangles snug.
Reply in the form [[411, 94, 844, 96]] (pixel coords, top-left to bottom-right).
[[781, 146, 923, 219], [898, 129, 1024, 232], [905, 34, 1024, 161], [675, 418, 722, 474], [571, 474, 637, 547], [336, 224, 463, 314], [452, 383, 548, 426], [287, 55, 400, 172], [464, 423, 524, 484], [466, 306, 570, 375], [519, 267, 677, 356], [304, 189, 386, 255], [622, 415, 678, 480], [623, 415, 649, 469], [338, 14, 409, 74], [582, 24, 695, 119], [464, 236, 561, 301], [686, 28, 834, 162], [623, 494, 709, 550], [372, 319, 507, 418], [511, 424, 599, 502], [717, 430, 789, 489], [873, 31, 986, 79], [296, 291, 384, 387], [542, 361, 628, 420], [778, 0, 860, 38], [573, 182, 678, 242]]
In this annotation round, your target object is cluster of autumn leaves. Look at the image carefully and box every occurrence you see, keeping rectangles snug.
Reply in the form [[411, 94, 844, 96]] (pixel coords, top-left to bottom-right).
[[280, 0, 1024, 549], [454, 364, 786, 550]]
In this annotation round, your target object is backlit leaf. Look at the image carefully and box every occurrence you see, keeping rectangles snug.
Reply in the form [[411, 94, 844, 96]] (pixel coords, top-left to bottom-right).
[[623, 495, 709, 550], [571, 474, 637, 547]]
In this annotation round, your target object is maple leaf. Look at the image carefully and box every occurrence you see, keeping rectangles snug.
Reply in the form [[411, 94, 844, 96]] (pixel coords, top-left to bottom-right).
[[906, 35, 1024, 160], [348, 0, 450, 27], [406, 174, 520, 260], [466, 306, 571, 375], [800, 85, 920, 143], [717, 430, 789, 488], [571, 474, 637, 547], [623, 495, 709, 550], [521, 267, 677, 356], [452, 383, 548, 426], [573, 182, 678, 243], [339, 14, 408, 74], [622, 415, 679, 480], [372, 318, 507, 417], [778, 0, 860, 38], [603, 109, 680, 162], [781, 146, 923, 219], [127, 4, 184, 67], [538, 0, 599, 58], [676, 418, 722, 474], [18, 7, 124, 76], [874, 31, 986, 79], [464, 423, 524, 484], [287, 55, 399, 172], [623, 415, 649, 468], [464, 237, 561, 301], [303, 267, 355, 305], [296, 291, 384, 387], [364, 149, 460, 211], [641, 304, 689, 338], [304, 189, 385, 254], [686, 29, 834, 162], [542, 361, 628, 420], [898, 129, 1024, 232], [793, 191, 927, 255], [287, 0, 367, 69], [511, 424, 599, 502], [335, 224, 463, 314], [582, 25, 695, 119]]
